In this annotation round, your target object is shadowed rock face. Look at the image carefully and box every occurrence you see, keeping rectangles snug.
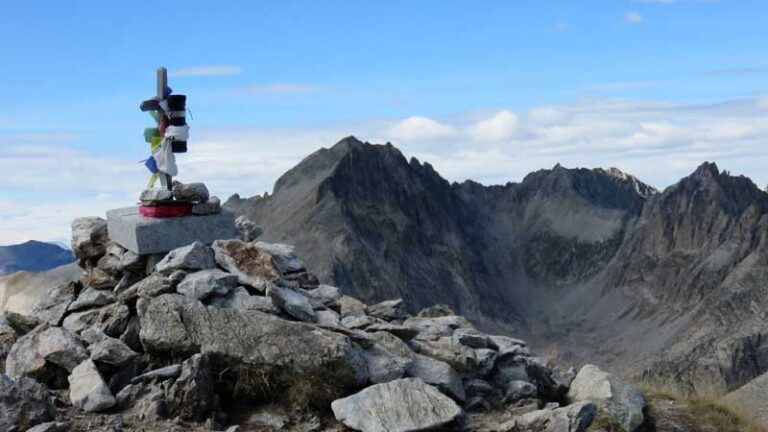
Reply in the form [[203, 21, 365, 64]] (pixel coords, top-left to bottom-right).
[[227, 137, 768, 390]]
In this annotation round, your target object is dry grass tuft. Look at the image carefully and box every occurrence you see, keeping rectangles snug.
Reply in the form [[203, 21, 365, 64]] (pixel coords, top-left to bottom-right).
[[587, 411, 625, 432], [286, 372, 347, 412], [635, 379, 767, 432]]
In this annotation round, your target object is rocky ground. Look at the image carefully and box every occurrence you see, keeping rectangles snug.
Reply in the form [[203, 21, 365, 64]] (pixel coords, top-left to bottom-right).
[[0, 215, 651, 432]]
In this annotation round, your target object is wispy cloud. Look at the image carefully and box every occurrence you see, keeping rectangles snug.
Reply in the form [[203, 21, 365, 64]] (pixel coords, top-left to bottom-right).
[[236, 83, 322, 94], [584, 80, 659, 92], [625, 11, 645, 23], [706, 67, 768, 76], [553, 22, 571, 31], [169, 65, 244, 77]]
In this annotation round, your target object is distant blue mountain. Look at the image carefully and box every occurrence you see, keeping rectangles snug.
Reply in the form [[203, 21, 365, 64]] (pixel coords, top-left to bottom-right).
[[0, 240, 75, 275]]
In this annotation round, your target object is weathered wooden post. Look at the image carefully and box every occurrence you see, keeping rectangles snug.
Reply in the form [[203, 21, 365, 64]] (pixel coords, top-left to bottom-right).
[[156, 66, 173, 190]]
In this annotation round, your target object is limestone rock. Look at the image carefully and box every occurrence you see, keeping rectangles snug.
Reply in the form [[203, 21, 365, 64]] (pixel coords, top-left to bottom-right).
[[208, 287, 280, 314], [406, 353, 466, 402], [365, 323, 418, 341], [306, 284, 343, 307], [67, 286, 115, 312], [139, 294, 369, 386], [315, 309, 341, 327], [26, 421, 70, 432], [367, 299, 407, 321], [566, 364, 644, 432], [71, 217, 109, 260], [166, 353, 214, 421], [339, 295, 367, 318], [6, 326, 88, 382], [0, 374, 56, 431], [4, 311, 41, 335], [82, 328, 138, 366], [33, 281, 78, 326], [516, 401, 597, 432], [267, 285, 316, 322], [363, 342, 410, 384], [192, 196, 222, 215], [212, 239, 279, 291], [172, 181, 210, 202], [177, 269, 239, 300], [62, 303, 130, 337], [254, 241, 305, 273], [131, 364, 182, 384], [68, 359, 116, 412], [403, 315, 472, 341], [140, 188, 173, 203], [331, 378, 462, 432], [504, 380, 537, 404], [154, 241, 216, 274], [235, 215, 262, 241]]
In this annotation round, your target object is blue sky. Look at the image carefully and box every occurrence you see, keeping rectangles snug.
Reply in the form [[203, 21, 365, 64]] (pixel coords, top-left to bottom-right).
[[1, 0, 768, 243]]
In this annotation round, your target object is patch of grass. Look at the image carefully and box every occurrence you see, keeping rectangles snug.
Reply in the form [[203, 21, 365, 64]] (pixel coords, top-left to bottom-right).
[[634, 379, 767, 432], [587, 411, 625, 432], [286, 371, 346, 412]]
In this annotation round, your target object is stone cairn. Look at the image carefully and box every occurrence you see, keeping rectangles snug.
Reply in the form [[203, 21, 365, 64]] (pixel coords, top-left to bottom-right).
[[0, 215, 646, 431], [138, 67, 221, 218]]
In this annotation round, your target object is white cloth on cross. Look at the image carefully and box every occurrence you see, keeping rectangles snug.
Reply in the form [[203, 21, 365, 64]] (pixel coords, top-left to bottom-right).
[[164, 125, 189, 141], [152, 138, 178, 176]]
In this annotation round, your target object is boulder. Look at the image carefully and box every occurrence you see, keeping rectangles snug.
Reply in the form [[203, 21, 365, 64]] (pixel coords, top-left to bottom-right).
[[417, 304, 456, 318], [488, 335, 529, 358], [0, 322, 17, 372], [331, 378, 462, 432], [566, 364, 645, 432], [406, 354, 466, 402], [26, 421, 70, 432], [403, 315, 472, 341], [4, 311, 41, 335], [6, 326, 88, 382], [464, 378, 495, 398], [365, 323, 418, 341], [453, 328, 491, 349], [71, 217, 109, 260], [124, 271, 186, 300], [363, 342, 410, 384], [62, 303, 130, 337], [166, 354, 214, 421], [267, 285, 316, 322], [338, 295, 367, 318], [192, 196, 222, 215], [177, 269, 239, 300], [208, 287, 280, 314], [367, 299, 407, 321], [212, 239, 279, 291], [154, 241, 216, 274], [68, 359, 116, 412], [139, 294, 369, 386], [503, 380, 537, 404], [254, 241, 306, 273], [235, 215, 263, 242], [315, 309, 341, 327], [172, 181, 210, 202], [67, 287, 116, 312], [516, 401, 597, 432], [81, 328, 138, 366], [0, 374, 56, 431], [33, 282, 78, 326], [306, 284, 343, 307], [131, 364, 182, 384], [140, 188, 173, 203], [341, 315, 375, 330]]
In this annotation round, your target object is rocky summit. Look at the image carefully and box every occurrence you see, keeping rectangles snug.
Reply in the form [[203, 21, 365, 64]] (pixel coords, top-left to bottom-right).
[[226, 137, 768, 396], [0, 213, 648, 432]]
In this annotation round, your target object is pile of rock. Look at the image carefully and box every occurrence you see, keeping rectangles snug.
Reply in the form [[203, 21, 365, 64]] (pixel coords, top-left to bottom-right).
[[140, 181, 221, 215], [0, 216, 646, 432]]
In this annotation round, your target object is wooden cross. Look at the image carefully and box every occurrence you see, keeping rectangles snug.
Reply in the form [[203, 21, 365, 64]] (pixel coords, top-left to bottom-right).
[[156, 66, 173, 190]]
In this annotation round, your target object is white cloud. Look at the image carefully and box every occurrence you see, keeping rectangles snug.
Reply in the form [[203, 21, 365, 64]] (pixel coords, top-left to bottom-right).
[[625, 11, 645, 23], [468, 111, 519, 142], [237, 83, 322, 94], [388, 116, 455, 142], [169, 65, 243, 77], [757, 95, 768, 109]]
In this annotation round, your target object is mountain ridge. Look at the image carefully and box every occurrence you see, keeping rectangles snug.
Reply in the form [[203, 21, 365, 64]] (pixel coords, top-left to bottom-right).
[[226, 136, 768, 392]]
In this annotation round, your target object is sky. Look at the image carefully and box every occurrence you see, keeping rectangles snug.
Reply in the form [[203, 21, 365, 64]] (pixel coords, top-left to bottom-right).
[[1, 0, 768, 244]]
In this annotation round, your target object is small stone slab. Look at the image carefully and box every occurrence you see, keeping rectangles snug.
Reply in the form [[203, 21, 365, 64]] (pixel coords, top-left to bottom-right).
[[106, 206, 236, 255]]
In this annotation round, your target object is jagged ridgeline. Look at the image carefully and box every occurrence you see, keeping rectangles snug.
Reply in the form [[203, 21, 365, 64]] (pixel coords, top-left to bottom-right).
[[227, 137, 768, 395], [0, 216, 647, 432]]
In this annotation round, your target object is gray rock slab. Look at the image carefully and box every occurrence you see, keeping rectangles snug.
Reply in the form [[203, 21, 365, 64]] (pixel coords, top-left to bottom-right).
[[106, 206, 235, 255]]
